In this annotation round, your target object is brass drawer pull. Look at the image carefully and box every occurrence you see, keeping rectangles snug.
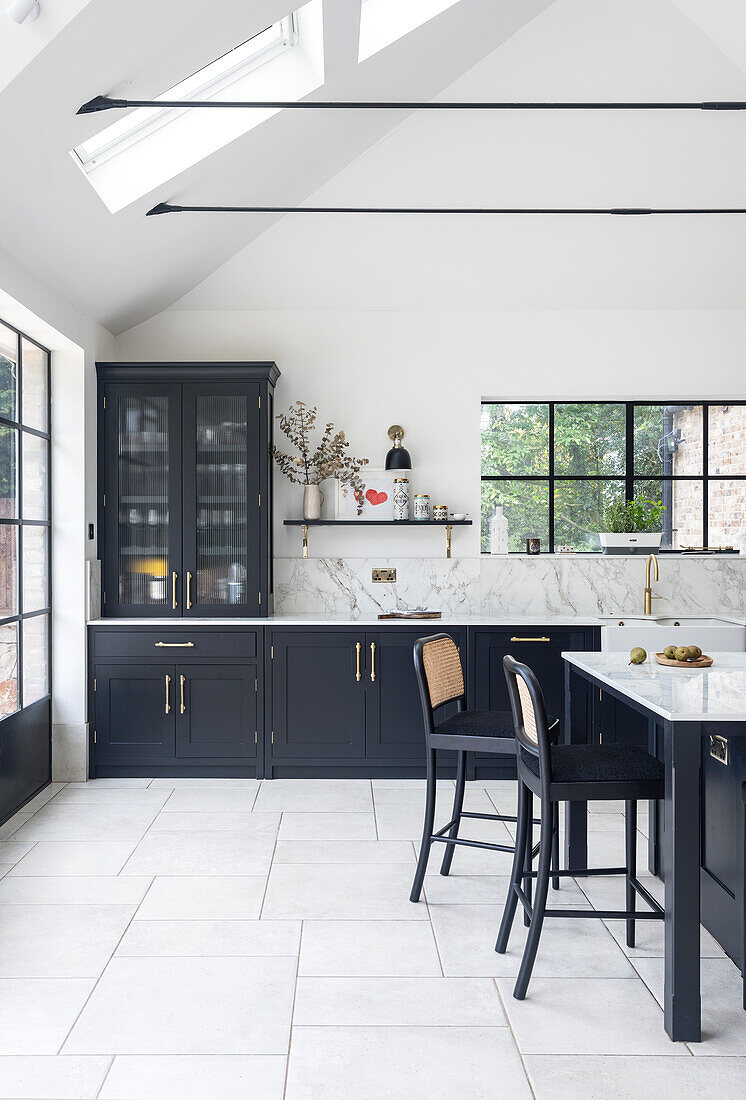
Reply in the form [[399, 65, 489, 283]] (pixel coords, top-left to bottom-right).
[[509, 636, 551, 643], [165, 674, 171, 715], [355, 641, 362, 682], [172, 571, 178, 610], [370, 642, 376, 682], [180, 674, 186, 714], [154, 641, 195, 648], [186, 571, 193, 610]]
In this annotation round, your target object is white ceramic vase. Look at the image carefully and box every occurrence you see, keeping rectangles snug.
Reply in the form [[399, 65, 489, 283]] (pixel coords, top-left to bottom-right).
[[303, 484, 324, 520], [490, 506, 509, 555]]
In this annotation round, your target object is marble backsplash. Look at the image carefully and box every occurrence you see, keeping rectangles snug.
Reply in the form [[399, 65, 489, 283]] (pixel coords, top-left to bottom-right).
[[274, 555, 746, 619]]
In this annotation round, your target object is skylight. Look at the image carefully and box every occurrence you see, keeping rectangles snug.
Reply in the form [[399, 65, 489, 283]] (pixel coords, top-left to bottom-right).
[[72, 0, 324, 213], [358, 0, 462, 61]]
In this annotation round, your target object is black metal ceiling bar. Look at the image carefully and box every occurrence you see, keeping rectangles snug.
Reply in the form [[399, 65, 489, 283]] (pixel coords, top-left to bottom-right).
[[146, 203, 746, 217], [78, 94, 746, 114]]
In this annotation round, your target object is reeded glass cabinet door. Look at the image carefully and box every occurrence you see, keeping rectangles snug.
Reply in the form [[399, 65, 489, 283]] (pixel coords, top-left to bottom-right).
[[182, 383, 260, 616], [102, 384, 182, 616]]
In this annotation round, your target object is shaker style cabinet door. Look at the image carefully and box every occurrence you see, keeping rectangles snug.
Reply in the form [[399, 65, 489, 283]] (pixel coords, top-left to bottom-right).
[[93, 663, 176, 765], [364, 629, 464, 763], [181, 383, 262, 618], [101, 384, 183, 617], [175, 663, 258, 760], [270, 632, 366, 761]]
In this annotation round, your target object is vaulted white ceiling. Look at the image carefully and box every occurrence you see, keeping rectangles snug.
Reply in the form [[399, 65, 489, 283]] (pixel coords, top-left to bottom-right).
[[2, 0, 746, 334]]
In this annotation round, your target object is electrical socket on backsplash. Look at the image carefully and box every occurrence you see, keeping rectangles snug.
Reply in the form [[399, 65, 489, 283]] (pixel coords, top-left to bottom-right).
[[372, 568, 397, 583]]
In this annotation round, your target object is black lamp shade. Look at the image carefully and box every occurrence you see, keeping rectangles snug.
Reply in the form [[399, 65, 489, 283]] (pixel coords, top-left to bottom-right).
[[385, 445, 412, 470]]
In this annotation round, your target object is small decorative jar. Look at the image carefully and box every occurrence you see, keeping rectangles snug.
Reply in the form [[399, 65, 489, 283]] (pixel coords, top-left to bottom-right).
[[414, 494, 430, 521], [393, 478, 410, 521], [432, 504, 448, 521], [526, 537, 541, 555]]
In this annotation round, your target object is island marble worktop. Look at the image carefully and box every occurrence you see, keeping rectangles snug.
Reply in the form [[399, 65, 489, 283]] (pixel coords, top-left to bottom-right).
[[87, 612, 746, 628], [563, 650, 746, 722]]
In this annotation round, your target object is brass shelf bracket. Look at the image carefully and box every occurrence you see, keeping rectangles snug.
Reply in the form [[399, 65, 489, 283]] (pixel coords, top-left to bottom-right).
[[302, 524, 309, 558], [445, 524, 453, 558]]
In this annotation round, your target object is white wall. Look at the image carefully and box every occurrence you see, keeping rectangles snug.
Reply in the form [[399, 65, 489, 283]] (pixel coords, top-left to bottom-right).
[[115, 306, 746, 560], [0, 245, 114, 780]]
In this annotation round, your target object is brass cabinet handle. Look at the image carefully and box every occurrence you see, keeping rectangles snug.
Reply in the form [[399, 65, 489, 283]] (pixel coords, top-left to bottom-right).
[[172, 571, 178, 610], [355, 642, 362, 682], [370, 642, 376, 682], [180, 674, 186, 714], [186, 571, 193, 610], [154, 641, 195, 648], [509, 636, 551, 643], [165, 674, 171, 715]]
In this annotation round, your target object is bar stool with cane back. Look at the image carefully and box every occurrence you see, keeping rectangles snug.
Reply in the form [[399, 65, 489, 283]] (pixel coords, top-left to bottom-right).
[[409, 634, 560, 904], [496, 654, 665, 1000]]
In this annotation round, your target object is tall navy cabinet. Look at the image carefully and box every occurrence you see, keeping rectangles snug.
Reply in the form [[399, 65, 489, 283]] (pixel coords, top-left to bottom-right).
[[97, 362, 279, 618]]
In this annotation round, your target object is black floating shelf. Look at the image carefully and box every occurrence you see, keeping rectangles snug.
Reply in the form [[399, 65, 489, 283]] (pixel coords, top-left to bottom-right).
[[283, 519, 472, 526]]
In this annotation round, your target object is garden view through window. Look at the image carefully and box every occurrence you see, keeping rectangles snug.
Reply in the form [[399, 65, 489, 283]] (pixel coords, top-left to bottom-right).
[[481, 402, 746, 553]]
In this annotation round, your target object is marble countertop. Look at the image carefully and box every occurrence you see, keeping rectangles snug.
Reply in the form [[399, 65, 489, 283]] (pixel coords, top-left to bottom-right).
[[563, 651, 746, 722], [87, 614, 606, 627]]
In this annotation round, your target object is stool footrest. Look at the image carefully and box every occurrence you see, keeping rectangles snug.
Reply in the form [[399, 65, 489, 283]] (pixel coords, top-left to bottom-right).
[[431, 833, 514, 853]]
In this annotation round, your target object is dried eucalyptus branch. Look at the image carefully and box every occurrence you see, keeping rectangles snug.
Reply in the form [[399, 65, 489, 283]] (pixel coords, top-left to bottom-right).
[[272, 401, 369, 514]]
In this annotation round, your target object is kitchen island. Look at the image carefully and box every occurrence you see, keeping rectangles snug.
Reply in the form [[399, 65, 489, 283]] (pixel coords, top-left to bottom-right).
[[563, 650, 746, 1042]]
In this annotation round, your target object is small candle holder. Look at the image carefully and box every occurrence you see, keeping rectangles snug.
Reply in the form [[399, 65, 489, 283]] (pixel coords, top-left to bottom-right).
[[526, 537, 541, 555]]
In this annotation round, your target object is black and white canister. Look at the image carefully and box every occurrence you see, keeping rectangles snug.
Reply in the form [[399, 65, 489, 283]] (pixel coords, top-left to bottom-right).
[[393, 478, 410, 521], [414, 493, 430, 521]]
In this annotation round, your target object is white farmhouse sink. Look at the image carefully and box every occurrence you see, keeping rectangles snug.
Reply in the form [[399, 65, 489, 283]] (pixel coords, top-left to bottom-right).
[[600, 616, 746, 653]]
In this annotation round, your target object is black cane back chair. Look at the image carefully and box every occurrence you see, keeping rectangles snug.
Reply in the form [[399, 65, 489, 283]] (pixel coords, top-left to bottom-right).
[[409, 634, 559, 905], [497, 654, 665, 1000]]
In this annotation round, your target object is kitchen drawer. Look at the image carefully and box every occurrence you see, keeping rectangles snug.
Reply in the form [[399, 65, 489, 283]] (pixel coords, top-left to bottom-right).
[[91, 629, 258, 661]]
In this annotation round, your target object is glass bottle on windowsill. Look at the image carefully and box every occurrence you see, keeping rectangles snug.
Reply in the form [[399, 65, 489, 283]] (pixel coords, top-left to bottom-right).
[[490, 507, 509, 555]]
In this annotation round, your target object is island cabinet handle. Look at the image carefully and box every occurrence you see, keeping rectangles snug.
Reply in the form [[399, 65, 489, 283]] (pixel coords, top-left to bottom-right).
[[355, 642, 362, 682], [186, 572, 193, 610], [180, 675, 186, 715], [509, 636, 551, 643], [165, 674, 171, 715], [370, 642, 376, 683], [154, 642, 195, 648]]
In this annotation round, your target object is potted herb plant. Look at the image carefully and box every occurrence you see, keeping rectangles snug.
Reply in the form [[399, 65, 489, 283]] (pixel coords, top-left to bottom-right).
[[272, 401, 369, 519], [599, 498, 665, 554]]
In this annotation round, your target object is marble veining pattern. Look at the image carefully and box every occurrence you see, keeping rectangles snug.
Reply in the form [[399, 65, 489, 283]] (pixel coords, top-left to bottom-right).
[[274, 555, 746, 619]]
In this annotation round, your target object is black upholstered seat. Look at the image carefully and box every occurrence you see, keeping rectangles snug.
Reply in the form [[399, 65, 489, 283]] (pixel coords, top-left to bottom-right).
[[522, 743, 664, 785], [434, 709, 515, 738]]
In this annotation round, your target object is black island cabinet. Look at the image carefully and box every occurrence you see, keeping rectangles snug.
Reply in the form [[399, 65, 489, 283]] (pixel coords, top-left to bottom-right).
[[97, 362, 279, 619]]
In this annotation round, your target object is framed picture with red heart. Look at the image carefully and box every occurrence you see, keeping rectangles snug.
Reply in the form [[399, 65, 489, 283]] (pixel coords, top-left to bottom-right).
[[336, 468, 397, 520]]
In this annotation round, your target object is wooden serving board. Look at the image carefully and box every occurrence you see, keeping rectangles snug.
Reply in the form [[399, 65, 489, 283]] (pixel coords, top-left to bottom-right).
[[378, 611, 442, 620], [654, 652, 713, 669]]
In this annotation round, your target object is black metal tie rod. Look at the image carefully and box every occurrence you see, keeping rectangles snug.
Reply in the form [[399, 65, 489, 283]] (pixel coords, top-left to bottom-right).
[[78, 94, 746, 114], [146, 203, 746, 217]]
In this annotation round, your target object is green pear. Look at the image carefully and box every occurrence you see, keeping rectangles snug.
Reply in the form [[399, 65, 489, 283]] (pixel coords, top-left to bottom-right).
[[629, 647, 647, 665], [675, 646, 690, 662], [687, 645, 702, 660], [663, 645, 678, 659]]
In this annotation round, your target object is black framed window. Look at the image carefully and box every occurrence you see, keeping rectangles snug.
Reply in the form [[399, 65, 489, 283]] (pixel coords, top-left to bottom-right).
[[0, 319, 50, 718], [481, 402, 744, 553]]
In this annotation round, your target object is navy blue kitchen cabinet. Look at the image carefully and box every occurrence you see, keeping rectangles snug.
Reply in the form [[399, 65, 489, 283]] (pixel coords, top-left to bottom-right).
[[468, 626, 600, 778], [97, 362, 279, 619], [266, 627, 465, 778], [89, 626, 262, 777]]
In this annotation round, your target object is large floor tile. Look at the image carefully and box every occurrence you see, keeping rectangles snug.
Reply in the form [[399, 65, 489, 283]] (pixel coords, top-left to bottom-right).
[[526, 1054, 746, 1099], [66, 779, 153, 788], [0, 840, 35, 864], [12, 803, 160, 843], [497, 976, 685, 1055], [274, 840, 414, 864], [118, 919, 300, 957], [100, 1054, 287, 1100], [64, 956, 297, 1055], [148, 778, 260, 790], [150, 811, 277, 833], [254, 779, 373, 813], [0, 813, 33, 839], [159, 786, 260, 812], [19, 782, 67, 812], [372, 786, 494, 810], [430, 903, 635, 978], [9, 841, 137, 876], [134, 875, 266, 920], [285, 1026, 532, 1100], [632, 956, 746, 1055], [262, 863, 428, 920], [424, 872, 592, 907], [0, 1055, 109, 1099], [121, 830, 275, 877], [0, 875, 152, 905], [52, 787, 171, 808], [293, 976, 506, 1026], [299, 919, 442, 977], [0, 978, 95, 1053], [377, 799, 515, 848], [372, 779, 455, 790], [0, 903, 136, 977], [278, 811, 377, 840]]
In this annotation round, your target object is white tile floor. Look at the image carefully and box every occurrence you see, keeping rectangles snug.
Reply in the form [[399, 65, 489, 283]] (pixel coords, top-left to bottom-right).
[[0, 778, 743, 1098]]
